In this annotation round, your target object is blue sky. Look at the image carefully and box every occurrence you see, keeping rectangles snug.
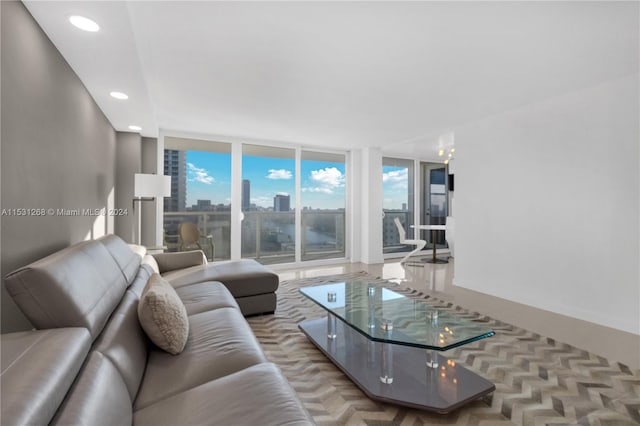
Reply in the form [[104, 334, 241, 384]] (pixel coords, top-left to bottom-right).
[[185, 151, 349, 209], [382, 165, 410, 210], [185, 151, 231, 207]]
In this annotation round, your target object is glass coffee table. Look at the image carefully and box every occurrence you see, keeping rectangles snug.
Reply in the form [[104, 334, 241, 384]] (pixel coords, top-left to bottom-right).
[[298, 281, 496, 413]]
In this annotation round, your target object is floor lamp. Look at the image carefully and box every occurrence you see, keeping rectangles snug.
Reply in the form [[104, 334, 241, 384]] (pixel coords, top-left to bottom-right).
[[133, 173, 171, 245]]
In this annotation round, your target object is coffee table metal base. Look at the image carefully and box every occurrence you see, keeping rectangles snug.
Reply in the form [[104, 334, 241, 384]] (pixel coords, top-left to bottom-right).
[[298, 317, 495, 414]]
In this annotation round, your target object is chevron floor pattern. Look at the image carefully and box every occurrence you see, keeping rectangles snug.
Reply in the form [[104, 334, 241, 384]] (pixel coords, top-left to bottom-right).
[[247, 271, 640, 426]]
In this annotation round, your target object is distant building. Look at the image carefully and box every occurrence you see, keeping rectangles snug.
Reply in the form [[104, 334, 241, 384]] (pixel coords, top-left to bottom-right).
[[192, 199, 212, 211], [164, 150, 186, 212], [274, 194, 290, 212], [242, 179, 251, 211]]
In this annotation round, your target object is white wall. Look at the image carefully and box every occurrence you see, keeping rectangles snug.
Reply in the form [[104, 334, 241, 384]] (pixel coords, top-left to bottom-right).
[[359, 147, 384, 264], [454, 74, 639, 334], [348, 150, 363, 263]]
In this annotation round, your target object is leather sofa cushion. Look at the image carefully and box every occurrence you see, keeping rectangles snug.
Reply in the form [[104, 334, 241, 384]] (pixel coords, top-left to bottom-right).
[[4, 240, 128, 340], [153, 250, 206, 274], [128, 264, 153, 298], [141, 254, 160, 274], [52, 352, 132, 426], [138, 274, 189, 355], [134, 307, 266, 409], [133, 363, 312, 425], [99, 235, 142, 286], [235, 292, 277, 315], [175, 281, 239, 316], [93, 291, 148, 400], [1, 328, 91, 426], [163, 259, 279, 297], [128, 243, 148, 259]]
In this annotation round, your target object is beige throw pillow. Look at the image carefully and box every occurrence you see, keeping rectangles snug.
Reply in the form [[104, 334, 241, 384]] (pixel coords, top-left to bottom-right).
[[138, 273, 189, 355]]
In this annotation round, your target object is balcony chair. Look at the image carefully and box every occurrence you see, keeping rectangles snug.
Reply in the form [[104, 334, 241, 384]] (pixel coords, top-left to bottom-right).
[[393, 217, 426, 264], [179, 222, 215, 261]]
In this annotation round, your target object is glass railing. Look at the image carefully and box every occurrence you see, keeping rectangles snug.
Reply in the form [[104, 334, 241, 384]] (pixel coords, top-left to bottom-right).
[[164, 212, 231, 261], [241, 211, 296, 264], [164, 210, 346, 265], [382, 210, 448, 254], [382, 210, 413, 254], [302, 210, 345, 261]]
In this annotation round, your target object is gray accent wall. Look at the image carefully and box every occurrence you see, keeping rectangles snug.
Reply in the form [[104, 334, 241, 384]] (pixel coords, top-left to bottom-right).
[[1, 1, 117, 332], [114, 132, 141, 243], [141, 137, 159, 247]]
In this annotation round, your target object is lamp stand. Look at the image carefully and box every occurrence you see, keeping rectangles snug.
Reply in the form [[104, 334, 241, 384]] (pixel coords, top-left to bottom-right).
[[132, 197, 155, 245]]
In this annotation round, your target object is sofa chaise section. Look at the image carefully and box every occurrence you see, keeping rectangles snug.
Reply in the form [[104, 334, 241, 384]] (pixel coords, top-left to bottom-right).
[[157, 255, 279, 316]]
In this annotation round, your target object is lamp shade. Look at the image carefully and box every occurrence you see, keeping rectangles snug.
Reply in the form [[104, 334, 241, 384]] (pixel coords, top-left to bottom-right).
[[134, 174, 171, 198]]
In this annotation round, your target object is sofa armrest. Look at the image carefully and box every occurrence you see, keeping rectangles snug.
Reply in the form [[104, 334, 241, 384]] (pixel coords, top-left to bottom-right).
[[152, 251, 207, 273]]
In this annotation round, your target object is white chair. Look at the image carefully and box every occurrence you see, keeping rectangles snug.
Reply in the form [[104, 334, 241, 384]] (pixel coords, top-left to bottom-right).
[[394, 218, 427, 264]]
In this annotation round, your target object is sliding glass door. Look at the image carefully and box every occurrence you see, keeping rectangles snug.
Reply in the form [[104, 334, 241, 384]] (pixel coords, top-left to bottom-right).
[[163, 138, 232, 261], [382, 157, 415, 254], [301, 151, 346, 261], [241, 145, 296, 265]]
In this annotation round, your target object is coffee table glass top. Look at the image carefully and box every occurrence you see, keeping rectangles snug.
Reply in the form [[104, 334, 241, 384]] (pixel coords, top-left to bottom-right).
[[300, 281, 495, 351]]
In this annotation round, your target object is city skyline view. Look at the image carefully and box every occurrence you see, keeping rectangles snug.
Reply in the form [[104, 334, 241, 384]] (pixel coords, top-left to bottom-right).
[[168, 150, 421, 213], [181, 150, 350, 210], [164, 148, 447, 262]]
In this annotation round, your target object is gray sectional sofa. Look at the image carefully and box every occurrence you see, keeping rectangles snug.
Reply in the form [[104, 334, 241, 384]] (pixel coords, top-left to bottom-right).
[[1, 235, 313, 425]]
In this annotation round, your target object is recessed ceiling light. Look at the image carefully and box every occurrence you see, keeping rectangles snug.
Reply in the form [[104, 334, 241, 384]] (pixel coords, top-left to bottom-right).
[[444, 159, 449, 165], [110, 91, 128, 100], [438, 149, 444, 157], [128, 125, 142, 131], [450, 148, 456, 153], [69, 15, 100, 32]]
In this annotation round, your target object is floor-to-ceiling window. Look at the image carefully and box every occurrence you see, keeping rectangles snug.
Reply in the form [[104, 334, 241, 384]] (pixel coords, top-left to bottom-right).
[[301, 151, 346, 261], [163, 136, 347, 265], [382, 157, 415, 254], [163, 138, 232, 261], [241, 145, 296, 265]]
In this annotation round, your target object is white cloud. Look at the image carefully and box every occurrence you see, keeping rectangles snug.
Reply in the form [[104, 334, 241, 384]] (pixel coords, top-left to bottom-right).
[[303, 167, 344, 194], [382, 169, 407, 183], [302, 187, 333, 194], [266, 169, 292, 180], [187, 163, 214, 185], [311, 167, 344, 187]]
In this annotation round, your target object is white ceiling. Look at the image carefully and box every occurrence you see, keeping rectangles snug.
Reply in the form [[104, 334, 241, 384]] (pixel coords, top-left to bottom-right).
[[23, 1, 639, 158]]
